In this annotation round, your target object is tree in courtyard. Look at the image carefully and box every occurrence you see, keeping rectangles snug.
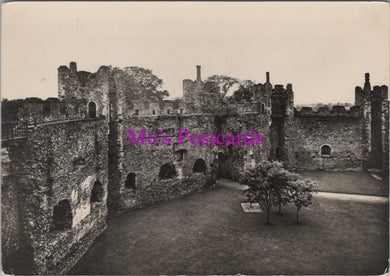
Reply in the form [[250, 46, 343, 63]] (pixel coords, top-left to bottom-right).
[[241, 161, 295, 224], [288, 177, 316, 224], [270, 167, 297, 216]]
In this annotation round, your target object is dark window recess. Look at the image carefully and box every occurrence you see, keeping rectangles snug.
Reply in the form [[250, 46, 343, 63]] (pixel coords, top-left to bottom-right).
[[125, 173, 136, 189], [193, 159, 207, 174], [52, 200, 72, 231], [88, 102, 97, 118], [159, 163, 176, 179], [90, 180, 103, 202], [321, 145, 331, 156]]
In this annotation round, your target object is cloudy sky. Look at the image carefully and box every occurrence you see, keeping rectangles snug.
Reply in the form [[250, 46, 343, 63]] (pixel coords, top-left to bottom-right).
[[2, 2, 389, 104]]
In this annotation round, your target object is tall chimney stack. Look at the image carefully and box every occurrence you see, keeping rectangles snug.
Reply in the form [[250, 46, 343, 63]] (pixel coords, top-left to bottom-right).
[[364, 72, 371, 91], [266, 72, 270, 83], [196, 65, 201, 81], [365, 72, 370, 82]]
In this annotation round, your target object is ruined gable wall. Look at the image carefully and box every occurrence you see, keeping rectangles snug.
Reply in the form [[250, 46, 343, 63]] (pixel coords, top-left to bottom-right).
[[2, 119, 108, 274]]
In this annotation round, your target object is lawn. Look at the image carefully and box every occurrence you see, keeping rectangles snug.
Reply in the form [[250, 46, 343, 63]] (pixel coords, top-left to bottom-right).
[[69, 178, 388, 275], [296, 171, 388, 196]]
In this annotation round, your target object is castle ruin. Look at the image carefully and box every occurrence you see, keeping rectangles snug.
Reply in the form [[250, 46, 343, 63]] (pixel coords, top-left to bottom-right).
[[2, 62, 388, 274]]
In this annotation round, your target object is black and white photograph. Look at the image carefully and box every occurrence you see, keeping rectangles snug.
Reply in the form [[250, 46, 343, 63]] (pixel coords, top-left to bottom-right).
[[1, 1, 389, 275]]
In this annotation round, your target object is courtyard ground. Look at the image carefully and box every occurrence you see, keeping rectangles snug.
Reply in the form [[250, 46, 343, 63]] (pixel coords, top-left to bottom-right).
[[69, 172, 389, 275], [297, 170, 388, 196]]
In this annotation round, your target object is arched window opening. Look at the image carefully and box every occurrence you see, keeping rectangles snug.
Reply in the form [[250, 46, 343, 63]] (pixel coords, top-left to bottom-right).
[[175, 149, 187, 162], [88, 102, 97, 118], [90, 180, 103, 202], [193, 158, 207, 174], [125, 173, 136, 189], [159, 163, 176, 179], [321, 145, 331, 156], [52, 200, 72, 231]]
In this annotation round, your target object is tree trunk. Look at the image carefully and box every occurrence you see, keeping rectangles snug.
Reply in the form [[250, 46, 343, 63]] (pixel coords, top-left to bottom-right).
[[278, 203, 282, 215], [266, 210, 270, 225], [296, 207, 300, 224]]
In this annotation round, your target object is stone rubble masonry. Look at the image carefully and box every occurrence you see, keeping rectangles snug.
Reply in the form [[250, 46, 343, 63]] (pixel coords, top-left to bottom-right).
[[1, 63, 388, 274], [2, 118, 108, 274]]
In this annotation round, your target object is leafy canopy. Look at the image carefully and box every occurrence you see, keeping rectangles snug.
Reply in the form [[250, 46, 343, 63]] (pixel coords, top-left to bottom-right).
[[113, 66, 169, 101], [204, 75, 258, 104]]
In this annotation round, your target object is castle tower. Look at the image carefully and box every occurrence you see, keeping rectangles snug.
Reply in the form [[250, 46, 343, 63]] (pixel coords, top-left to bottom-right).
[[269, 75, 294, 161], [356, 73, 389, 173], [369, 85, 389, 171], [58, 62, 111, 119]]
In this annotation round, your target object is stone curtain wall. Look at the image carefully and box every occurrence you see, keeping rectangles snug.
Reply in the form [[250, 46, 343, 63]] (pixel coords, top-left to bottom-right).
[[284, 116, 364, 171], [108, 111, 272, 212], [112, 114, 215, 211], [1, 118, 109, 274]]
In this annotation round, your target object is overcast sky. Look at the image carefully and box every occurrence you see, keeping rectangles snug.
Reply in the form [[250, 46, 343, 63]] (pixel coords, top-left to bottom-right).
[[2, 2, 389, 104]]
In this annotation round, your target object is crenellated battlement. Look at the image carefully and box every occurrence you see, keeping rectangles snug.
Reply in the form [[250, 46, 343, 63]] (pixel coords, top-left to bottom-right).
[[2, 97, 91, 124], [126, 101, 265, 116], [294, 105, 362, 118], [127, 99, 187, 116]]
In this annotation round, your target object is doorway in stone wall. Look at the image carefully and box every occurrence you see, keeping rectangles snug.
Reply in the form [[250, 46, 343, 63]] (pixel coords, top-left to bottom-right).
[[217, 152, 232, 179]]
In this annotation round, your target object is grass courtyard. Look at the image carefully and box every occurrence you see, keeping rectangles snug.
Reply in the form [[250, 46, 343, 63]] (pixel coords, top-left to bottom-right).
[[69, 172, 389, 275], [298, 170, 388, 196]]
